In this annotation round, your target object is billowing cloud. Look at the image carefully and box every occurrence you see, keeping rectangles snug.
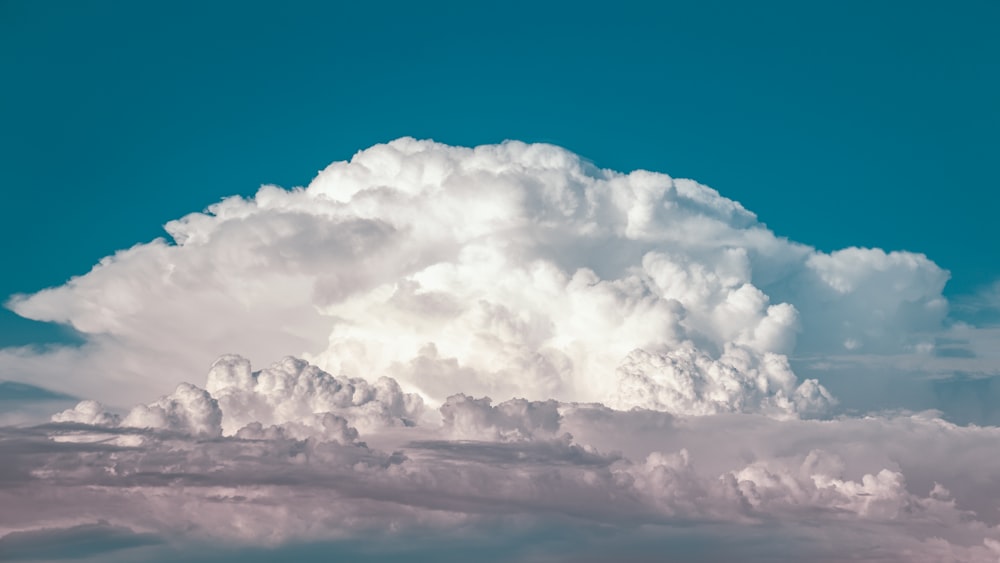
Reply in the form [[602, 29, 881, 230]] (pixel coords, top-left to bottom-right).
[[205, 355, 425, 435], [1, 138, 950, 416], [1, 139, 995, 561]]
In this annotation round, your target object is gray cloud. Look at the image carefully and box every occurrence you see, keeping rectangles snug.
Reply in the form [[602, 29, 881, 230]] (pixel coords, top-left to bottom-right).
[[0, 522, 161, 561], [0, 355, 994, 561]]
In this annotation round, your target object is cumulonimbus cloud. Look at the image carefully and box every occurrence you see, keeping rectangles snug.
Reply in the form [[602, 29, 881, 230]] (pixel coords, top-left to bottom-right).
[[2, 139, 987, 561]]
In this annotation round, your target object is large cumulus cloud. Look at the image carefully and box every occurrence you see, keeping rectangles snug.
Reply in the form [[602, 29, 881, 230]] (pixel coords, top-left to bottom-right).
[[2, 138, 994, 561], [2, 138, 950, 416]]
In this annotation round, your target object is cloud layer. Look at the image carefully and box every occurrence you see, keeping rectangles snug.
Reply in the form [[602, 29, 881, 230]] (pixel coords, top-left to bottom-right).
[[1, 138, 993, 561], [2, 355, 999, 561]]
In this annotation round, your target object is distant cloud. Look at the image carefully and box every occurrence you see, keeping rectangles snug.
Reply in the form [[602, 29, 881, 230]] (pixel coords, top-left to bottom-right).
[[0, 381, 78, 426], [954, 281, 1000, 327], [0, 381, 76, 402], [0, 522, 161, 561]]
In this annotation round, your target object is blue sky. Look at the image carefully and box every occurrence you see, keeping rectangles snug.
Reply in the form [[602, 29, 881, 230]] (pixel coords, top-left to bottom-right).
[[2, 1, 998, 347], [3, 3, 1000, 561]]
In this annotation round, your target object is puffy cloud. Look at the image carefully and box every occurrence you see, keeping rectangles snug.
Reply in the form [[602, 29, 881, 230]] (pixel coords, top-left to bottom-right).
[[439, 394, 562, 442], [234, 413, 359, 445], [794, 247, 950, 354], [1, 138, 994, 560], [122, 383, 222, 437], [50, 355, 421, 443], [613, 343, 833, 417], [51, 400, 120, 426], [205, 355, 424, 434], [4, 137, 949, 418]]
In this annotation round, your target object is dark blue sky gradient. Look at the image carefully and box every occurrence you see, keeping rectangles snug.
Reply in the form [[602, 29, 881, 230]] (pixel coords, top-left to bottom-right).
[[2, 0, 997, 345]]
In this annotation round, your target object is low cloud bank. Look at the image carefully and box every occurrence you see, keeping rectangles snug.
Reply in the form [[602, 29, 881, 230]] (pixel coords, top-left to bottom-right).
[[0, 356, 993, 561]]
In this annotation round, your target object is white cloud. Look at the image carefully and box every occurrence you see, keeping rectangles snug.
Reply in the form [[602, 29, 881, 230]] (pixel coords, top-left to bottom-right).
[[121, 383, 222, 437], [439, 393, 562, 441], [2, 138, 952, 418], [613, 343, 832, 417], [2, 138, 995, 561], [205, 355, 425, 435], [50, 399, 120, 426]]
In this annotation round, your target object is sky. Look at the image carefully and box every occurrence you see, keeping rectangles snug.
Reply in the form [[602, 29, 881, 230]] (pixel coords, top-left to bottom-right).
[[2, 1, 1000, 562]]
